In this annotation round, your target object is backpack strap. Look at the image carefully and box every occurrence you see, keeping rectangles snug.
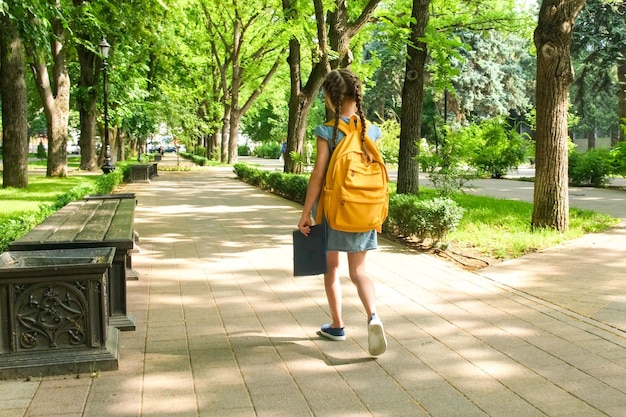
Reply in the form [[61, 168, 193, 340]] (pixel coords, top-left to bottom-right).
[[324, 117, 369, 152]]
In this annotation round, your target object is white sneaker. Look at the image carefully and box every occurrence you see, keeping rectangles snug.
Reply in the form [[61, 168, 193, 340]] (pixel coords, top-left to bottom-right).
[[368, 313, 387, 356]]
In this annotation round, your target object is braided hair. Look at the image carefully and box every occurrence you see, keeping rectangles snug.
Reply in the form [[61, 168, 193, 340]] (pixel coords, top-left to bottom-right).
[[322, 69, 367, 151]]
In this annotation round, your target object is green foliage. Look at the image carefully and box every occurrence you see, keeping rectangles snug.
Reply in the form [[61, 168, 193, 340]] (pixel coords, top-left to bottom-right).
[[233, 163, 267, 186], [252, 143, 281, 159], [451, 30, 534, 122], [610, 141, 626, 177], [50, 183, 97, 209], [448, 191, 617, 259], [420, 117, 529, 193], [194, 146, 207, 158], [419, 126, 481, 196], [376, 118, 400, 165], [386, 193, 465, 245], [289, 151, 306, 173], [234, 163, 309, 201], [238, 145, 251, 156], [94, 166, 127, 195], [241, 99, 289, 144], [0, 161, 133, 252], [180, 152, 209, 166], [0, 181, 102, 252], [570, 0, 622, 139], [469, 118, 529, 178], [264, 171, 309, 203], [0, 212, 49, 253], [568, 148, 613, 187], [36, 142, 46, 160]]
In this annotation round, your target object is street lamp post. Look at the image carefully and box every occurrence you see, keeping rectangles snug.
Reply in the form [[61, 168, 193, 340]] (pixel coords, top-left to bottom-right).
[[99, 37, 115, 173]]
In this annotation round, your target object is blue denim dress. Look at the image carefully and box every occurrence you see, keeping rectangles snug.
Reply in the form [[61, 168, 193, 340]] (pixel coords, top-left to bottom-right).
[[313, 119, 382, 253]]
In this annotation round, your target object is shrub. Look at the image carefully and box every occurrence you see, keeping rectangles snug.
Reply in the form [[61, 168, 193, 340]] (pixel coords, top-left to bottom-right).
[[569, 148, 612, 187], [253, 143, 281, 159], [0, 212, 49, 252], [386, 193, 465, 245], [95, 166, 126, 195], [289, 151, 306, 174], [468, 118, 529, 179], [195, 146, 207, 158], [419, 129, 480, 196], [238, 144, 251, 156], [234, 164, 308, 202], [610, 141, 626, 178], [36, 142, 47, 160], [180, 152, 209, 166], [377, 118, 400, 165]]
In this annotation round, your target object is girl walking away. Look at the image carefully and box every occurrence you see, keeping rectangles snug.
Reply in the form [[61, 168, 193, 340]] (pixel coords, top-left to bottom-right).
[[297, 69, 387, 356]]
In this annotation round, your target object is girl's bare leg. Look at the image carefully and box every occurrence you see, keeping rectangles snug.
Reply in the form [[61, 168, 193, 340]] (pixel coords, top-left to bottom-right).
[[324, 251, 342, 328], [346, 251, 376, 318]]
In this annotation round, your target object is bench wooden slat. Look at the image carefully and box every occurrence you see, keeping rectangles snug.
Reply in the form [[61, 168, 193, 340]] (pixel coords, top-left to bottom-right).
[[75, 200, 118, 242], [12, 202, 83, 244], [46, 200, 101, 242], [105, 199, 136, 241]]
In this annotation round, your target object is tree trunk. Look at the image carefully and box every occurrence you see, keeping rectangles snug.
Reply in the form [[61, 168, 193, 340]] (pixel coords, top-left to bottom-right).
[[221, 107, 230, 163], [28, 10, 70, 178], [0, 14, 29, 188], [397, 0, 430, 195], [115, 127, 124, 162], [586, 129, 595, 150], [207, 132, 218, 159], [532, 0, 586, 231], [618, 54, 626, 143], [229, 112, 241, 164], [76, 43, 99, 171]]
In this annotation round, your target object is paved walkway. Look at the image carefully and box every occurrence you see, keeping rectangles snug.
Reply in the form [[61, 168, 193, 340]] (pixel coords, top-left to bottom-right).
[[2, 155, 626, 416]]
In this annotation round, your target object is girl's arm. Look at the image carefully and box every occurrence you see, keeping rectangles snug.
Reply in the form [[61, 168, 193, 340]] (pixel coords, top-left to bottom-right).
[[298, 137, 331, 235]]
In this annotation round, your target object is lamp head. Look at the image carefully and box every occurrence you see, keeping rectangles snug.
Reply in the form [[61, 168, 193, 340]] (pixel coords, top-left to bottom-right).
[[98, 38, 111, 59]]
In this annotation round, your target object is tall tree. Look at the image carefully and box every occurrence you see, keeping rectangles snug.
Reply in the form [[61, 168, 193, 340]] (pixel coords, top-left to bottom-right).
[[26, 0, 71, 177], [281, 0, 381, 173], [398, 0, 430, 195], [71, 0, 102, 171], [532, 0, 587, 231], [394, 0, 526, 195], [571, 0, 625, 145], [203, 0, 287, 164], [281, 0, 329, 173], [0, 9, 29, 188]]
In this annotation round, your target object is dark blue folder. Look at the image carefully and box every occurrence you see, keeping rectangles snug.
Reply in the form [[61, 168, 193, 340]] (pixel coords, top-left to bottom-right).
[[292, 225, 327, 276]]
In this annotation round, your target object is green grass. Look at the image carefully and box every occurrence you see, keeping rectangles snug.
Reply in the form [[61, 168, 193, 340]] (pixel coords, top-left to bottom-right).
[[0, 174, 98, 221], [442, 191, 618, 260], [27, 156, 81, 171]]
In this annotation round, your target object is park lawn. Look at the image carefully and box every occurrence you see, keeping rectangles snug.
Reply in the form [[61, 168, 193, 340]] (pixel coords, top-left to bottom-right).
[[0, 174, 98, 221], [445, 191, 619, 260]]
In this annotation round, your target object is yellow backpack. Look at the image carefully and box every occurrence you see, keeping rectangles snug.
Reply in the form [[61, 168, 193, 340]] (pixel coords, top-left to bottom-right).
[[315, 117, 389, 233]]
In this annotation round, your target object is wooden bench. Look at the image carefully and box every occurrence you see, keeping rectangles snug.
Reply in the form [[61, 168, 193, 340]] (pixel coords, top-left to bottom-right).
[[9, 194, 137, 331], [130, 163, 158, 182]]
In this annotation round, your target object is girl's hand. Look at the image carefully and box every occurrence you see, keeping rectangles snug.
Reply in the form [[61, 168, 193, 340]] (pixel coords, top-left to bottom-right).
[[298, 215, 312, 236]]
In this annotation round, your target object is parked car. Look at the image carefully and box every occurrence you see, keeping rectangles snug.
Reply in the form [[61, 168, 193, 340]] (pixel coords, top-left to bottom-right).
[[67, 143, 80, 154]]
